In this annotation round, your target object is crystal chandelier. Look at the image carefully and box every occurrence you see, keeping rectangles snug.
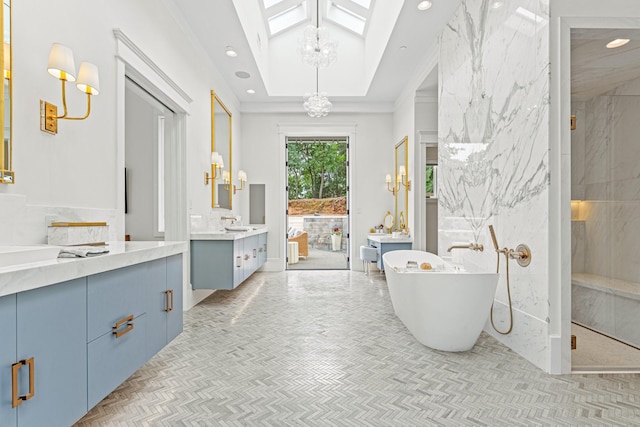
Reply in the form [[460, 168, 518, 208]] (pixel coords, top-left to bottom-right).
[[300, 1, 334, 117], [298, 0, 337, 68], [298, 25, 337, 68], [303, 91, 332, 118]]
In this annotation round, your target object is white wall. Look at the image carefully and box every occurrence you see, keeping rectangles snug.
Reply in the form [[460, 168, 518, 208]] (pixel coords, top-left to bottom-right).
[[0, 0, 242, 310], [240, 112, 393, 270]]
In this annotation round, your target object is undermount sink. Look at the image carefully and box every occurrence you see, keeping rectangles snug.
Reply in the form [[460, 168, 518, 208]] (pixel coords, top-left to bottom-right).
[[224, 225, 254, 232], [0, 245, 61, 268]]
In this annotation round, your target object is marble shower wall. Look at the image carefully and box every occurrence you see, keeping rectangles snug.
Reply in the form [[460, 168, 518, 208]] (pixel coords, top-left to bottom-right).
[[571, 76, 640, 284], [438, 0, 550, 370]]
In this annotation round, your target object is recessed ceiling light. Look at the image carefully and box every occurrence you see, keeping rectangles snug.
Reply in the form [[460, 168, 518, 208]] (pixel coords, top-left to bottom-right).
[[235, 71, 251, 79], [399, 45, 407, 51], [491, 1, 503, 8], [606, 38, 630, 49], [417, 1, 432, 11], [225, 46, 238, 57], [246, 89, 255, 94]]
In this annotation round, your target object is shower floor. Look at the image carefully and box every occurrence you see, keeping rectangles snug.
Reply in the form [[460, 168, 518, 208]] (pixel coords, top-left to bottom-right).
[[572, 322, 640, 371]]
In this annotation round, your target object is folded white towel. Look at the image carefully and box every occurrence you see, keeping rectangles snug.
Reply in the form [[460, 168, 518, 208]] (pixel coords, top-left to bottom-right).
[[58, 246, 110, 258]]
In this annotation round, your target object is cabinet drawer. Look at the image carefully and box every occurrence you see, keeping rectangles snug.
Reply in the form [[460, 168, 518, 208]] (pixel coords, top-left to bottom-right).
[[87, 313, 146, 409], [87, 263, 147, 341]]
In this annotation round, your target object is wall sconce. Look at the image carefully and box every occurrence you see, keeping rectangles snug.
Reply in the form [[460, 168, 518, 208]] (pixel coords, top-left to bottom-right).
[[40, 43, 100, 135], [398, 165, 411, 190], [385, 173, 398, 195], [204, 151, 224, 185], [224, 170, 247, 195]]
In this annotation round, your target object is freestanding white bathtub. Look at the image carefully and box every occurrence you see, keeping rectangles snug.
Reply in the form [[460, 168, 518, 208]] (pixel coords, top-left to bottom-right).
[[383, 250, 499, 352]]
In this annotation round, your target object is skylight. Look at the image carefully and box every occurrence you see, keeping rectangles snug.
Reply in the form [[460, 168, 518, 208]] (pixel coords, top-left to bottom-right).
[[269, 3, 307, 35], [351, 0, 371, 9], [325, 0, 373, 37], [260, 0, 374, 38], [263, 0, 286, 8], [326, 2, 366, 35]]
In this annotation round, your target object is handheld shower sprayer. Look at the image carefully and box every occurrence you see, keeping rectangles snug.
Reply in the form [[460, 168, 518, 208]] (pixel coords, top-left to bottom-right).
[[488, 224, 499, 252], [487, 224, 532, 335], [488, 224, 508, 255], [488, 224, 514, 335]]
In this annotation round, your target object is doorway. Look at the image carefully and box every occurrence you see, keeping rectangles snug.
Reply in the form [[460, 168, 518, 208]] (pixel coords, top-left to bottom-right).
[[124, 77, 176, 241], [570, 28, 640, 371], [285, 137, 349, 270]]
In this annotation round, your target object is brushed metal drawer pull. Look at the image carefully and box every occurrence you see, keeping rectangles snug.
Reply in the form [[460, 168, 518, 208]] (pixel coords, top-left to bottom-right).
[[12, 357, 35, 408], [253, 249, 257, 258], [236, 256, 242, 268], [244, 254, 250, 261], [112, 314, 134, 338], [165, 290, 174, 312]]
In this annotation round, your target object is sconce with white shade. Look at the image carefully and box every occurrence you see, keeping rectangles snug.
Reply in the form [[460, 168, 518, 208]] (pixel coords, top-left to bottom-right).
[[204, 151, 224, 185], [224, 170, 247, 195], [398, 165, 411, 190], [385, 173, 398, 195], [40, 43, 100, 134]]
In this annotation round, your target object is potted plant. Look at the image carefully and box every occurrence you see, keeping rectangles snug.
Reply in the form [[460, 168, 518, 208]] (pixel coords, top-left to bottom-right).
[[331, 226, 342, 251]]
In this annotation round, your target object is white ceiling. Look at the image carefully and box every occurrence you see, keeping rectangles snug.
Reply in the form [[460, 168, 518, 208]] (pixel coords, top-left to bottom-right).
[[165, 0, 461, 112], [572, 28, 640, 100]]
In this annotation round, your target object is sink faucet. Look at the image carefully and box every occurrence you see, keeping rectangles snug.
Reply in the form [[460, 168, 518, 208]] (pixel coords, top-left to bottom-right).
[[447, 243, 484, 252], [221, 216, 237, 224]]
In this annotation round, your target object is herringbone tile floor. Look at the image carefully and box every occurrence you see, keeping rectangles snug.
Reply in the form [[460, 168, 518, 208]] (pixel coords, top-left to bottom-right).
[[76, 271, 640, 426]]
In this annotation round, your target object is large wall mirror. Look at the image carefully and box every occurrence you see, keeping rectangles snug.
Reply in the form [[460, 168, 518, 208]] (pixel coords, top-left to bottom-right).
[[211, 90, 231, 208], [0, 0, 12, 184], [394, 136, 409, 231]]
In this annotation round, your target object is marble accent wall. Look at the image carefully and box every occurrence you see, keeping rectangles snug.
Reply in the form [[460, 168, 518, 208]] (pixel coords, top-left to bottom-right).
[[571, 76, 640, 284], [0, 194, 119, 245], [439, 0, 550, 369]]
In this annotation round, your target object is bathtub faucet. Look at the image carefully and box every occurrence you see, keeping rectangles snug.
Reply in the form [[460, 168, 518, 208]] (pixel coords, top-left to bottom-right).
[[447, 243, 484, 252]]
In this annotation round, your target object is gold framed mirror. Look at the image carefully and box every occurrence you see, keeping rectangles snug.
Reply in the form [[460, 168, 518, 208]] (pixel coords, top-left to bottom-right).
[[394, 136, 409, 231], [211, 90, 232, 208], [0, 0, 12, 184]]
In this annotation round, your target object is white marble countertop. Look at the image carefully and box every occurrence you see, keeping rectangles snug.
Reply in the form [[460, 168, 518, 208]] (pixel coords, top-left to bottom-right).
[[0, 241, 188, 298], [367, 234, 413, 244], [190, 226, 267, 241]]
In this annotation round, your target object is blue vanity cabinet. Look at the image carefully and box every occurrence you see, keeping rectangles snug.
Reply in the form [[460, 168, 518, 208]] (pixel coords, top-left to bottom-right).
[[15, 278, 88, 427], [258, 232, 267, 265], [87, 263, 148, 410], [166, 254, 184, 343], [146, 254, 184, 359], [192, 240, 231, 290], [0, 294, 17, 427], [0, 250, 185, 426], [191, 231, 268, 290], [234, 239, 245, 287], [367, 238, 412, 271], [242, 235, 259, 281]]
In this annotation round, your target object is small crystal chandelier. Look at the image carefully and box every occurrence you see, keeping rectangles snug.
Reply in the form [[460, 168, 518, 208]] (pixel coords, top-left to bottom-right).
[[303, 93, 332, 118], [303, 69, 332, 118], [298, 0, 337, 68], [299, 25, 337, 68]]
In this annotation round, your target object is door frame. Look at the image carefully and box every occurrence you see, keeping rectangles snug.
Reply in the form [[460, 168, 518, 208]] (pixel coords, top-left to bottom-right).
[[114, 30, 190, 243], [551, 15, 640, 374], [278, 123, 357, 271], [285, 136, 350, 270]]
